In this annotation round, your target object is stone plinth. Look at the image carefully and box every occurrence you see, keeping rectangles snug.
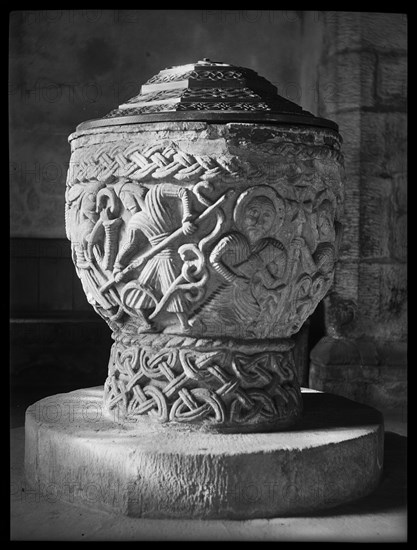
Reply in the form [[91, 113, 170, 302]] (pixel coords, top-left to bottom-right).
[[24, 387, 383, 519]]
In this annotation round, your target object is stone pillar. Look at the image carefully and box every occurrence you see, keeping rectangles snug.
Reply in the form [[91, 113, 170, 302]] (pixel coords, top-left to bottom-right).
[[305, 12, 407, 410]]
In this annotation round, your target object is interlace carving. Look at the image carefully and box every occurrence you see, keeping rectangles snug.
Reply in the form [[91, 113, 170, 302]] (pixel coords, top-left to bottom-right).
[[68, 143, 244, 184], [67, 141, 343, 186], [125, 87, 266, 104], [144, 69, 250, 85], [104, 334, 302, 428]]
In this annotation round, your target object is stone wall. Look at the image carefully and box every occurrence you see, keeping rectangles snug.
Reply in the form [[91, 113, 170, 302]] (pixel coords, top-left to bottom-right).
[[302, 12, 407, 411]]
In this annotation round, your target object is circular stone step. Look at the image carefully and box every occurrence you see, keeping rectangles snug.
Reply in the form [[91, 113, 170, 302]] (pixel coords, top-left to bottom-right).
[[24, 387, 384, 519]]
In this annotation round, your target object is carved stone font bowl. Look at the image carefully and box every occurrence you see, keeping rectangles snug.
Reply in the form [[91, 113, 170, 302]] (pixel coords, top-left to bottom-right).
[[66, 60, 344, 432]]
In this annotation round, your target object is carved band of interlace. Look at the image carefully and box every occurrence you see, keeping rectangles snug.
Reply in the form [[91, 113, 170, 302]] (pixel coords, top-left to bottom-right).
[[68, 143, 243, 185], [68, 141, 343, 186], [103, 336, 297, 424], [124, 87, 264, 104], [144, 69, 248, 85]]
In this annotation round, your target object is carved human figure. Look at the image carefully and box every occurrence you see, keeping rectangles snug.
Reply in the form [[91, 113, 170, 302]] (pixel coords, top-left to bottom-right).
[[112, 181, 198, 331], [203, 190, 292, 336], [86, 187, 122, 271], [249, 239, 288, 321], [65, 180, 118, 313], [65, 179, 105, 266]]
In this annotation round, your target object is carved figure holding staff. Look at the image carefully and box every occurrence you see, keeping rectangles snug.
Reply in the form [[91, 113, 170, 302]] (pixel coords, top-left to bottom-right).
[[112, 181, 197, 331]]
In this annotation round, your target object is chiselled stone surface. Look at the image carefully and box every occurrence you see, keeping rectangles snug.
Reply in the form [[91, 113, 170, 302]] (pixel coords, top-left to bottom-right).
[[64, 61, 344, 432], [310, 15, 407, 414], [24, 387, 383, 519]]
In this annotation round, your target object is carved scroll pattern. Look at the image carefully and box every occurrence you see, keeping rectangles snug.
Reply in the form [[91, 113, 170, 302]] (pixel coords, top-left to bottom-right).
[[104, 336, 302, 427]]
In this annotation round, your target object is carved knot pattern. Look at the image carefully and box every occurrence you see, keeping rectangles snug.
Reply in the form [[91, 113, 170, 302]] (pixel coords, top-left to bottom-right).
[[68, 143, 245, 185], [177, 102, 271, 111], [145, 69, 248, 85], [67, 141, 343, 187], [103, 334, 302, 431], [125, 87, 265, 104]]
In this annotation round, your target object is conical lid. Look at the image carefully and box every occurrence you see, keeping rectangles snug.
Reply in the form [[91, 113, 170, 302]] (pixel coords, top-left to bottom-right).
[[77, 59, 338, 132]]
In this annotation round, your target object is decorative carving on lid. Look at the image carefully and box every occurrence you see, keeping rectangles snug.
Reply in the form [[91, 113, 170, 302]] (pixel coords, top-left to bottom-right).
[[77, 59, 338, 131]]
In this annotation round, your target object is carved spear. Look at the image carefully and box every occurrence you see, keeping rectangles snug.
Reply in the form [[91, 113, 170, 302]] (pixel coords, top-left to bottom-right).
[[99, 188, 235, 294]]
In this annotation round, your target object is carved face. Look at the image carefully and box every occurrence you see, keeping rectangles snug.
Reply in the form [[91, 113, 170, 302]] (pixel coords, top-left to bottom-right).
[[118, 183, 147, 215], [242, 197, 276, 245]]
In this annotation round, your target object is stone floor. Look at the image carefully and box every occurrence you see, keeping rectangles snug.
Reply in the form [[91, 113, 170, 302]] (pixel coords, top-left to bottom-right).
[[10, 386, 407, 541]]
